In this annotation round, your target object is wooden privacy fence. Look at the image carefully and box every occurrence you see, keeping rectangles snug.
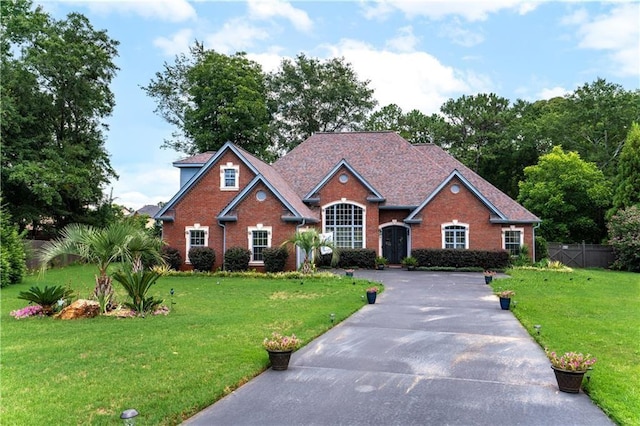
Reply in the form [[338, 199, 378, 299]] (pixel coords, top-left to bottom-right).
[[26, 240, 80, 270], [547, 242, 615, 269]]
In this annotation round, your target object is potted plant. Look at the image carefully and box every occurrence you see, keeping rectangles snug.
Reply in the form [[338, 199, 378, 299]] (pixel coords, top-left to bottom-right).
[[496, 290, 515, 310], [545, 349, 597, 393], [263, 332, 301, 371], [366, 286, 379, 304], [401, 256, 418, 271], [345, 268, 354, 277], [375, 256, 388, 270], [483, 270, 496, 284]]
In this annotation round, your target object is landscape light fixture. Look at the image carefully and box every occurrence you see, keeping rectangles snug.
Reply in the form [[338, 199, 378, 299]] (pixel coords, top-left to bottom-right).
[[330, 313, 335, 323], [534, 325, 541, 335], [120, 409, 139, 426]]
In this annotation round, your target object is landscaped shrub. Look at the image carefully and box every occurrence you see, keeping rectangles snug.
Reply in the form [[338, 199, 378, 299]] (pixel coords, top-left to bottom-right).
[[0, 203, 26, 286], [263, 247, 289, 273], [334, 249, 376, 269], [112, 269, 164, 314], [608, 205, 640, 272], [535, 236, 548, 263], [188, 247, 216, 272], [162, 246, 183, 270], [412, 249, 510, 270], [224, 247, 251, 272]]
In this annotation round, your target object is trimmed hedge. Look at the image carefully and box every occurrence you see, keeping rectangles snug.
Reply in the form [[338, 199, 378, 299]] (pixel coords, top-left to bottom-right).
[[188, 247, 216, 272], [262, 247, 289, 273], [412, 249, 510, 270], [162, 246, 183, 271], [335, 248, 377, 269], [224, 247, 251, 272]]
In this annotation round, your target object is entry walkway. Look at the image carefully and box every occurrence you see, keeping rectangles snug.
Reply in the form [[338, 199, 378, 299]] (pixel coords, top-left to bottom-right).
[[183, 270, 613, 425]]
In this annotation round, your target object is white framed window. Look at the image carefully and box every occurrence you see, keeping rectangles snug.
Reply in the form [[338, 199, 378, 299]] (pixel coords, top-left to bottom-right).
[[248, 225, 272, 264], [502, 227, 524, 256], [220, 162, 239, 191], [185, 224, 209, 263], [441, 222, 469, 249], [323, 201, 365, 249]]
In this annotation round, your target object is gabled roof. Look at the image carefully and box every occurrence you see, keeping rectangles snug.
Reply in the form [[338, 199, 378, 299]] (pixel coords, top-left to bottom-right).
[[218, 175, 318, 223], [155, 142, 316, 222], [303, 159, 385, 203], [135, 204, 161, 217], [173, 151, 216, 167]]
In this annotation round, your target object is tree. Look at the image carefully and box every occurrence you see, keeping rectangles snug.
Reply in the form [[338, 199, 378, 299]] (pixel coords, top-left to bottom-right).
[[143, 43, 271, 156], [364, 104, 448, 145], [0, 201, 26, 286], [281, 229, 336, 274], [1, 1, 119, 235], [267, 53, 377, 153], [559, 78, 640, 177], [518, 146, 612, 243], [609, 122, 640, 217], [39, 222, 163, 312], [607, 205, 640, 272]]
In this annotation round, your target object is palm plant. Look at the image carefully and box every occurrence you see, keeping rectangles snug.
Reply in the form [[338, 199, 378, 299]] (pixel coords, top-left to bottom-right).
[[18, 285, 74, 315], [112, 269, 163, 314], [39, 222, 164, 312], [281, 229, 337, 274]]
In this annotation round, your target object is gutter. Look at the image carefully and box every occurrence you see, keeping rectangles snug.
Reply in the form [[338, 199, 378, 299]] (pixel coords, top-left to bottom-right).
[[218, 220, 226, 271]]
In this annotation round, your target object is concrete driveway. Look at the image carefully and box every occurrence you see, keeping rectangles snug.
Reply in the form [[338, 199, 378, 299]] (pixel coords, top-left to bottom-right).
[[183, 270, 613, 426]]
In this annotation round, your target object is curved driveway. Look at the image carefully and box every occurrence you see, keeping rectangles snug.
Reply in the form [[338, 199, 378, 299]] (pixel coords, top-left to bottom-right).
[[183, 270, 613, 426]]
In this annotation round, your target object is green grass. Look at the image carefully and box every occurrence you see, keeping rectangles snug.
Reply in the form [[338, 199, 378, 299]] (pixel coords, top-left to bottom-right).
[[492, 268, 640, 426], [1, 264, 380, 425]]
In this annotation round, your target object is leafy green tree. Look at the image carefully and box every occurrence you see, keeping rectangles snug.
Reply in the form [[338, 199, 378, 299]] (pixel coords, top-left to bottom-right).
[[364, 103, 448, 145], [39, 222, 163, 312], [267, 53, 377, 153], [560, 79, 640, 177], [518, 146, 612, 243], [0, 201, 26, 286], [1, 1, 119, 235], [143, 43, 271, 156], [609, 122, 640, 217], [607, 205, 640, 272]]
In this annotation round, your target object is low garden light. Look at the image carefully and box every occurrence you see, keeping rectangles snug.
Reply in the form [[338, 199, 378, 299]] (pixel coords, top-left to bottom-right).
[[120, 408, 139, 425], [330, 313, 335, 323], [534, 324, 541, 335]]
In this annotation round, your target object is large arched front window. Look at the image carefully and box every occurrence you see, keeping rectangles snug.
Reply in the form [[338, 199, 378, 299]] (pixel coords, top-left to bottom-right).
[[323, 202, 364, 249]]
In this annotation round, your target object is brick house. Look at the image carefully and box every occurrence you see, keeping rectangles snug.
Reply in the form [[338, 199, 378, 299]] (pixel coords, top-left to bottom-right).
[[155, 132, 540, 271]]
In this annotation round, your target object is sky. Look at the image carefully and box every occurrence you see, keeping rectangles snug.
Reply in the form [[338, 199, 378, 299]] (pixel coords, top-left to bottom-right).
[[40, 0, 640, 212]]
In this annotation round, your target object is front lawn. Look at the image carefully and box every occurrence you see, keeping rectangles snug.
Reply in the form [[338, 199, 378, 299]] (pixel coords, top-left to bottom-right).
[[492, 268, 639, 426], [0, 265, 378, 425]]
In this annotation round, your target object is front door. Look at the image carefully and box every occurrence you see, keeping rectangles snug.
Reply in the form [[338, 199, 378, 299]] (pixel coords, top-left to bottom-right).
[[382, 226, 407, 264]]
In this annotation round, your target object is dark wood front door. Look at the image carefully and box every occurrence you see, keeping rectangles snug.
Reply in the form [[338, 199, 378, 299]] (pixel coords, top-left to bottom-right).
[[382, 226, 407, 264]]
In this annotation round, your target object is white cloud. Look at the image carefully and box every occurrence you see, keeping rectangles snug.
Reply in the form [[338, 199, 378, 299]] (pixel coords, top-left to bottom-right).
[[565, 3, 640, 77], [73, 0, 197, 22], [439, 18, 484, 47], [361, 0, 539, 22], [247, 0, 313, 32], [321, 39, 489, 114], [204, 18, 271, 54], [109, 162, 180, 211], [153, 28, 194, 57], [385, 26, 420, 52], [537, 86, 569, 100]]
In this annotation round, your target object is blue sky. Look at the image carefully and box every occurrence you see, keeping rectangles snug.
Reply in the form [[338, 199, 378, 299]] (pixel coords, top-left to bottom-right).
[[41, 1, 640, 211]]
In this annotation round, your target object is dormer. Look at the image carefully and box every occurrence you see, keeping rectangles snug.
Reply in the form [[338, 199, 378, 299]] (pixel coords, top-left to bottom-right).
[[173, 151, 216, 188]]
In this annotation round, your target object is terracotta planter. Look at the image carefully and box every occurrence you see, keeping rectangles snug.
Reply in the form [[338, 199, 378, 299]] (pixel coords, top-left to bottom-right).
[[267, 350, 293, 371], [552, 366, 586, 393]]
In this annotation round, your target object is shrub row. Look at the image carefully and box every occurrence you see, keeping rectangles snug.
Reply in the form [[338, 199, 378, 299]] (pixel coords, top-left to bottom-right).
[[224, 247, 251, 272], [168, 246, 290, 273], [412, 249, 510, 270], [335, 248, 377, 269], [262, 247, 289, 273]]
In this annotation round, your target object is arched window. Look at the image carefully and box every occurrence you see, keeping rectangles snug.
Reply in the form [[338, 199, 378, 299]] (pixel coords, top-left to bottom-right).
[[323, 203, 365, 249], [442, 223, 469, 249]]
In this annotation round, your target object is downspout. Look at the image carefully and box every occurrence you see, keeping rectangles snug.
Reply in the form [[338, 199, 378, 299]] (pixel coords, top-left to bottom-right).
[[218, 220, 226, 271], [533, 222, 541, 262], [295, 219, 307, 270]]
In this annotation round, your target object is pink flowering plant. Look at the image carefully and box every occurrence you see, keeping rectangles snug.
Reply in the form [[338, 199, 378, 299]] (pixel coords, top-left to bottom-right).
[[366, 286, 379, 293], [263, 332, 301, 351], [545, 349, 597, 372], [10, 305, 44, 319]]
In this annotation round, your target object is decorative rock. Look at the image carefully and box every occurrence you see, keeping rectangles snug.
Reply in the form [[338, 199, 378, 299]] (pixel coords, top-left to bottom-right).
[[55, 299, 100, 320]]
